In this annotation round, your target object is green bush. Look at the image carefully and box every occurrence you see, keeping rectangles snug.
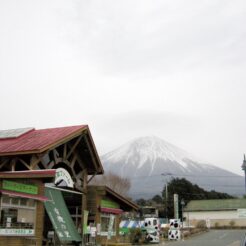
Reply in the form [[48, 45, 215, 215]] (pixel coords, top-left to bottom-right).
[[229, 220, 236, 228], [196, 220, 207, 229], [214, 222, 220, 228], [129, 228, 142, 244]]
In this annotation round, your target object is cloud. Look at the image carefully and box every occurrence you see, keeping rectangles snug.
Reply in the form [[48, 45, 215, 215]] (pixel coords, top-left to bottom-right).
[[0, 0, 246, 176], [62, 0, 246, 77]]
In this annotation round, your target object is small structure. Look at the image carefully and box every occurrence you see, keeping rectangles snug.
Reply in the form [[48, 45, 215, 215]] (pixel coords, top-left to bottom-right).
[[144, 217, 160, 243], [0, 169, 56, 245], [140, 206, 159, 218], [0, 125, 104, 245], [168, 219, 181, 241], [242, 154, 246, 193], [184, 199, 246, 227], [87, 185, 139, 245]]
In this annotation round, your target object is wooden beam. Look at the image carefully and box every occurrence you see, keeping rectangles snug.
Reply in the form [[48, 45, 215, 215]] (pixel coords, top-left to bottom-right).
[[18, 158, 31, 170], [70, 154, 77, 169], [30, 154, 46, 170], [87, 174, 96, 184], [66, 135, 83, 160], [52, 149, 59, 164], [10, 158, 16, 171], [63, 143, 67, 160], [84, 135, 98, 172], [73, 151, 86, 170], [0, 158, 9, 170]]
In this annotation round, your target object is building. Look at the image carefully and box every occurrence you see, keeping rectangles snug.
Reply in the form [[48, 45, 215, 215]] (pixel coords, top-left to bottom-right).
[[140, 206, 159, 218], [0, 125, 104, 245], [87, 185, 139, 244], [184, 199, 246, 227]]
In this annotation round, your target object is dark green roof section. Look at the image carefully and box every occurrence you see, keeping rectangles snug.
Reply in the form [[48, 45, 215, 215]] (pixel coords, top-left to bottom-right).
[[185, 199, 246, 211]]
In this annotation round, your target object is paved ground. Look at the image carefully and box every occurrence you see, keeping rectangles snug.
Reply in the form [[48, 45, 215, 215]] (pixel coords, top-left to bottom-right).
[[161, 229, 246, 246]]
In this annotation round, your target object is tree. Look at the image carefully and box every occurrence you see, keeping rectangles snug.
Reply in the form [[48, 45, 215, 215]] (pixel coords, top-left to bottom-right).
[[162, 178, 234, 219], [152, 195, 163, 204], [135, 198, 147, 206], [89, 171, 131, 197]]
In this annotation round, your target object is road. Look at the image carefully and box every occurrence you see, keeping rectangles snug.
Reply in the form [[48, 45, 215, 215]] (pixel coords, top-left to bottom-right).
[[163, 229, 245, 246]]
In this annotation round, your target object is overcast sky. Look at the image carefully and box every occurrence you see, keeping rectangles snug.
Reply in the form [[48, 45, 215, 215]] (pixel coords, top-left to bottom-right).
[[0, 0, 246, 175]]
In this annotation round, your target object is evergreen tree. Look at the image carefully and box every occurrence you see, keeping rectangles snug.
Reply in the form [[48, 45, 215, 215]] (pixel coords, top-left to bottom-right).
[[162, 178, 234, 219]]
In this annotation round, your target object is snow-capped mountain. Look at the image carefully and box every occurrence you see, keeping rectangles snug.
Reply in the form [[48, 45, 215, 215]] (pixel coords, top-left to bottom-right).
[[101, 136, 244, 199]]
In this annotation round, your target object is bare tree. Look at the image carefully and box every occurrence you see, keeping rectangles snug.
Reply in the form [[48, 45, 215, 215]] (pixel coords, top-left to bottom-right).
[[90, 172, 131, 197]]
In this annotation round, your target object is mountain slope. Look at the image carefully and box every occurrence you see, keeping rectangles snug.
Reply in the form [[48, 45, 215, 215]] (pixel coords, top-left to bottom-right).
[[101, 136, 244, 199]]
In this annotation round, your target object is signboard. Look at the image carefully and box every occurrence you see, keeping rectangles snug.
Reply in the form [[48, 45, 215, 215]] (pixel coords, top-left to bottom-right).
[[101, 199, 119, 209], [0, 228, 34, 236], [107, 214, 115, 239], [238, 209, 246, 218], [55, 168, 74, 188], [90, 227, 97, 237], [97, 224, 101, 235], [44, 187, 81, 242], [2, 180, 38, 195], [83, 210, 89, 234]]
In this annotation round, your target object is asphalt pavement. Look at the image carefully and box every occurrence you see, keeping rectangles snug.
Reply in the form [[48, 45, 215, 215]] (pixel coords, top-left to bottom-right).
[[161, 229, 246, 246]]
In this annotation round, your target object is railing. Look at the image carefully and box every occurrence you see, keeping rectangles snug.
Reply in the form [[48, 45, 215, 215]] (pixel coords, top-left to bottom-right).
[[241, 233, 246, 246]]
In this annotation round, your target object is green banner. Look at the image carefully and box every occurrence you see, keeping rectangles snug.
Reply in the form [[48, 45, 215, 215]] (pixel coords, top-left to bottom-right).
[[101, 199, 119, 209], [2, 180, 38, 195], [44, 187, 81, 242], [83, 210, 89, 235]]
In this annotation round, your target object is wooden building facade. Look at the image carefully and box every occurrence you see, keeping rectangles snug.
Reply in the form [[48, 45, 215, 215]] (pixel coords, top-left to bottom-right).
[[87, 186, 139, 245], [0, 125, 104, 245]]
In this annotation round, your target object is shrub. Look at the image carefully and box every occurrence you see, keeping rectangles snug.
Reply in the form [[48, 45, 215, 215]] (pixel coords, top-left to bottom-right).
[[229, 220, 235, 228], [129, 228, 142, 244], [214, 222, 220, 228], [196, 220, 207, 229]]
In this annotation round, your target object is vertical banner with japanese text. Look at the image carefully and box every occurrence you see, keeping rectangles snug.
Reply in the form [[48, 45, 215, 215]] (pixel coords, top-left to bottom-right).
[[44, 187, 82, 242], [83, 210, 89, 235]]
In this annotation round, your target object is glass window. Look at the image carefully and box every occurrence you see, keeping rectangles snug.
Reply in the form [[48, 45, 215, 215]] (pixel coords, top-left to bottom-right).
[[20, 198, 27, 206], [27, 199, 35, 208], [0, 195, 36, 236], [11, 197, 19, 205], [100, 213, 115, 236], [1, 196, 10, 204]]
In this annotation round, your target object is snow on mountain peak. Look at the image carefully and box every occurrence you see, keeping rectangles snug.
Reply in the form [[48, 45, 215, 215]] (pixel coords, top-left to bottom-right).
[[102, 136, 197, 169]]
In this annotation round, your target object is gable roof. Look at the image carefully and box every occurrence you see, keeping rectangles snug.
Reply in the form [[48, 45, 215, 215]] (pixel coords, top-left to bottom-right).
[[0, 125, 87, 155], [185, 199, 246, 212], [88, 185, 139, 211], [0, 125, 104, 175]]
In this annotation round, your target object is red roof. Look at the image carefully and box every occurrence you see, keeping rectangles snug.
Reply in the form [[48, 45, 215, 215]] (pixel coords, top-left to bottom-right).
[[0, 125, 87, 155], [0, 190, 49, 202], [0, 169, 56, 179]]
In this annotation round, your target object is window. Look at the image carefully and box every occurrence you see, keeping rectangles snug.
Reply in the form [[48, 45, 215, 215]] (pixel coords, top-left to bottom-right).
[[0, 195, 36, 236], [100, 213, 116, 236]]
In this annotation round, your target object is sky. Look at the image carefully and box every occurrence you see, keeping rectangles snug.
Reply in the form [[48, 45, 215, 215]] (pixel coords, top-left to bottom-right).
[[0, 0, 246, 175]]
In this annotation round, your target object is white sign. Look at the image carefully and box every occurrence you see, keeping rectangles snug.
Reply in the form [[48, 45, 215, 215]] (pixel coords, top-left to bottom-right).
[[90, 227, 97, 237], [0, 229, 34, 236], [238, 209, 246, 218], [107, 214, 115, 239], [55, 168, 74, 188]]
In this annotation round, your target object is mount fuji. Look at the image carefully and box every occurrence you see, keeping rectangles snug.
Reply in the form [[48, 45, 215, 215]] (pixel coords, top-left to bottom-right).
[[101, 136, 244, 199]]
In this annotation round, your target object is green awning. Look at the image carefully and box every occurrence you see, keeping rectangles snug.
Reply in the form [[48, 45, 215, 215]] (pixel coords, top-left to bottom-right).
[[44, 187, 81, 242]]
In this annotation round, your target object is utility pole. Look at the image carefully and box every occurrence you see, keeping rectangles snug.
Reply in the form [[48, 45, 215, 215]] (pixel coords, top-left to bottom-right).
[[161, 172, 173, 222], [241, 154, 246, 193], [174, 194, 179, 219], [181, 199, 185, 228], [165, 183, 168, 222]]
